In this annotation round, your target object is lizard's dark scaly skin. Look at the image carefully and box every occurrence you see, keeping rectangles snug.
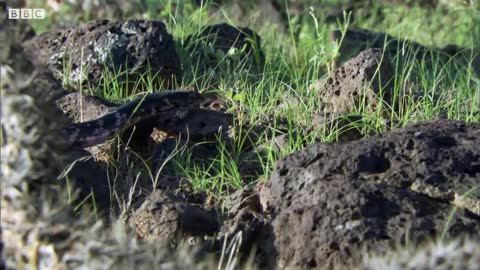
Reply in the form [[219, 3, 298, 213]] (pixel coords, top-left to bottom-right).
[[63, 90, 204, 148]]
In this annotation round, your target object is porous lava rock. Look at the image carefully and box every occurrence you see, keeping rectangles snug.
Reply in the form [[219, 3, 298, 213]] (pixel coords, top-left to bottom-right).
[[218, 187, 269, 252], [23, 20, 181, 91], [314, 48, 394, 116], [128, 189, 220, 243], [266, 120, 480, 269]]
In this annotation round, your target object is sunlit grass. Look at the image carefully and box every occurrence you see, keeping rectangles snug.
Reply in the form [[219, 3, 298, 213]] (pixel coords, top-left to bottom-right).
[[36, 0, 478, 202]]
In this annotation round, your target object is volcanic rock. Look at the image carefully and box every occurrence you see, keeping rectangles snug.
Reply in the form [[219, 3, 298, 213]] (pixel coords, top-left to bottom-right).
[[23, 20, 181, 91], [266, 120, 480, 269], [128, 189, 220, 243], [314, 48, 394, 116]]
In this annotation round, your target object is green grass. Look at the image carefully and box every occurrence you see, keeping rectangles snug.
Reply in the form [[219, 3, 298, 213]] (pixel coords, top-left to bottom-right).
[[3, 2, 476, 270], [27, 0, 480, 205]]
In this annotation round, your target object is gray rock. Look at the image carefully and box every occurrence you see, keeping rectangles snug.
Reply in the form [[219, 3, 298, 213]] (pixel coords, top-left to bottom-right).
[[225, 186, 263, 214], [313, 48, 394, 116], [23, 20, 181, 91], [218, 208, 269, 252], [266, 120, 480, 269], [128, 189, 220, 243]]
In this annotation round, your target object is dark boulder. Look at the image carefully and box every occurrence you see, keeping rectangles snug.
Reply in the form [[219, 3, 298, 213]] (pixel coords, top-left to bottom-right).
[[266, 120, 480, 269], [23, 20, 181, 91]]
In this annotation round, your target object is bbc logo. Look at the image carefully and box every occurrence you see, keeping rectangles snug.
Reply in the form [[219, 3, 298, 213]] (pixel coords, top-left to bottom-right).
[[8, 9, 46, 19]]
